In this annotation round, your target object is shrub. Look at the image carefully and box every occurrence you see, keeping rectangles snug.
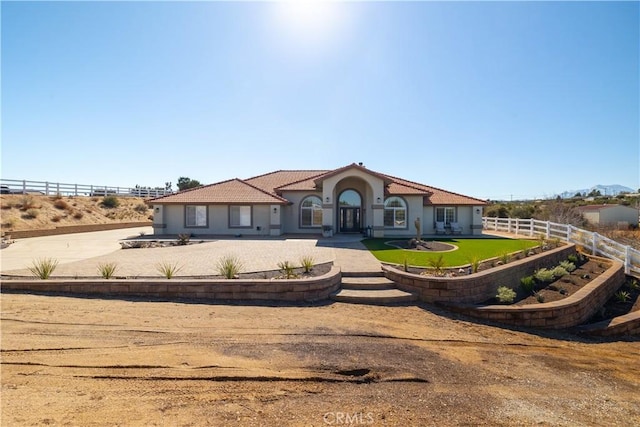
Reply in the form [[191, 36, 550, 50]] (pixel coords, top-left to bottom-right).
[[496, 286, 516, 304], [134, 203, 149, 213], [217, 255, 243, 279], [177, 233, 191, 245], [559, 260, 576, 273], [428, 254, 446, 276], [537, 234, 546, 251], [20, 195, 36, 210], [73, 211, 84, 219], [468, 255, 481, 273], [300, 255, 315, 273], [567, 254, 578, 264], [535, 292, 545, 303], [520, 276, 536, 293], [28, 257, 58, 279], [102, 195, 120, 208], [98, 262, 118, 279], [551, 266, 569, 278], [23, 208, 39, 219], [534, 268, 555, 283], [53, 199, 70, 210], [51, 215, 63, 222], [615, 290, 630, 303], [156, 261, 182, 279], [278, 260, 298, 279], [550, 237, 561, 248], [499, 252, 509, 265], [628, 279, 640, 291]]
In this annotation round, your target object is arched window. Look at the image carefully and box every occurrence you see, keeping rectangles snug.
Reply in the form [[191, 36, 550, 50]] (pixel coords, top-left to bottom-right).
[[338, 189, 361, 207], [300, 196, 323, 227], [384, 197, 407, 228]]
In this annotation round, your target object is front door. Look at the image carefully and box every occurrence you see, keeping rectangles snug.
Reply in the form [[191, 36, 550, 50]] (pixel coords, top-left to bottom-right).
[[339, 207, 361, 233]]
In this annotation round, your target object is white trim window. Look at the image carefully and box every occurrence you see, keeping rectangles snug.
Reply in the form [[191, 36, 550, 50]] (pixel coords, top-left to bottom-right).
[[185, 205, 207, 227], [436, 207, 456, 225], [230, 206, 252, 227], [301, 196, 323, 227], [384, 197, 407, 228]]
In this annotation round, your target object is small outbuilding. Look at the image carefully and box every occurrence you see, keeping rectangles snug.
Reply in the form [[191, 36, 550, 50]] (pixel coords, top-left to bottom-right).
[[575, 204, 639, 228]]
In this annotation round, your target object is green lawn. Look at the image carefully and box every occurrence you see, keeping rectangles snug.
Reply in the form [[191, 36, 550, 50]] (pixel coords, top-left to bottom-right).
[[362, 238, 539, 267]]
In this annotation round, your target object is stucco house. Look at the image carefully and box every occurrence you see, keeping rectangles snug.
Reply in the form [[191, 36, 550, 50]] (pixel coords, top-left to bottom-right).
[[575, 204, 639, 228], [149, 163, 487, 238]]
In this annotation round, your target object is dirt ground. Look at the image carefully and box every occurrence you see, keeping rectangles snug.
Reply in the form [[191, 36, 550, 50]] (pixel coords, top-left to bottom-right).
[[1, 293, 639, 426]]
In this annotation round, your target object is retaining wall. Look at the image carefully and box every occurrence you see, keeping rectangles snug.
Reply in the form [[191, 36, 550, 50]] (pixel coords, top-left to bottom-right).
[[1, 266, 342, 303], [446, 258, 625, 329], [3, 222, 152, 239], [577, 311, 640, 337], [383, 244, 576, 304]]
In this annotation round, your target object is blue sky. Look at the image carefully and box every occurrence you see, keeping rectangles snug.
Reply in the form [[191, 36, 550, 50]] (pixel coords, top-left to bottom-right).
[[2, 1, 638, 200]]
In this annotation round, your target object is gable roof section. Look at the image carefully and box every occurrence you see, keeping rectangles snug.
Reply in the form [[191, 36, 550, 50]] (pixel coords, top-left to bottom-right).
[[149, 178, 289, 205], [246, 170, 327, 194], [312, 163, 394, 187], [380, 173, 487, 205]]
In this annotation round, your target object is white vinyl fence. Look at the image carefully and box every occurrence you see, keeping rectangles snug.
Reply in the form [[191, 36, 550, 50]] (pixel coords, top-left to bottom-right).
[[0, 179, 172, 198], [482, 217, 640, 277]]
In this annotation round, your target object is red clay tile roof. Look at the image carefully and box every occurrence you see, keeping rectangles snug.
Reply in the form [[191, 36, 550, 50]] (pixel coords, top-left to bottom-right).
[[150, 165, 487, 206], [149, 179, 289, 205]]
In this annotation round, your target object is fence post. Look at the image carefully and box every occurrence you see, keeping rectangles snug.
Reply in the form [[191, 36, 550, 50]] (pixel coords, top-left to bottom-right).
[[56, 182, 60, 195], [45, 181, 49, 195], [74, 184, 78, 196], [625, 246, 631, 275], [566, 224, 572, 243], [592, 233, 597, 256], [22, 180, 26, 193], [515, 218, 520, 235], [545, 221, 550, 239]]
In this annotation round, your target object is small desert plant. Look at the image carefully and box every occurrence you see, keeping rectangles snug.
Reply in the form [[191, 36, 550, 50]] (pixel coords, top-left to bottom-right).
[[496, 286, 516, 304], [20, 195, 36, 210], [520, 276, 536, 293], [134, 203, 149, 213], [559, 260, 576, 273], [23, 208, 39, 219], [98, 262, 118, 279], [156, 261, 182, 279], [428, 254, 446, 276], [177, 233, 191, 245], [4, 218, 17, 229], [53, 199, 70, 210], [498, 252, 509, 265], [217, 255, 243, 279], [534, 268, 555, 283], [469, 255, 481, 273], [102, 195, 120, 208], [535, 292, 545, 303], [537, 234, 546, 251], [550, 237, 561, 248], [403, 256, 409, 272], [614, 290, 630, 303], [567, 254, 578, 264], [299, 255, 315, 273], [278, 260, 298, 279], [51, 215, 63, 222], [551, 266, 569, 278], [73, 211, 84, 219], [628, 279, 640, 291], [28, 257, 59, 279]]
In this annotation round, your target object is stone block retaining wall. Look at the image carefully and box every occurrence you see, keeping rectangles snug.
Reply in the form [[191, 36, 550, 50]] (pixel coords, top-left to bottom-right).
[[4, 222, 152, 239], [447, 258, 625, 329], [1, 266, 342, 303], [383, 244, 576, 304]]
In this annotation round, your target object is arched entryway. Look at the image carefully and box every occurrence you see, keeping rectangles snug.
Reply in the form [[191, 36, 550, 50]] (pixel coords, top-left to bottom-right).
[[338, 189, 361, 233]]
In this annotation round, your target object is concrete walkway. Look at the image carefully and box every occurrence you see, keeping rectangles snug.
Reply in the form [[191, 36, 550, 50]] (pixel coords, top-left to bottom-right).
[[0, 230, 382, 277]]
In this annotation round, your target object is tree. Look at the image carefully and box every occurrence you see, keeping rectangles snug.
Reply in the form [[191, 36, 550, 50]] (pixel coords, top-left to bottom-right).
[[177, 177, 201, 191], [587, 189, 602, 197]]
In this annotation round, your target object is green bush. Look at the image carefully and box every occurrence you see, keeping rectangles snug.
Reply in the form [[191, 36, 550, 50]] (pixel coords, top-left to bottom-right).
[[567, 254, 578, 264], [102, 195, 120, 208], [428, 254, 446, 276], [559, 260, 576, 273], [498, 252, 509, 265], [217, 255, 243, 279], [551, 266, 569, 278], [468, 255, 481, 273], [534, 268, 555, 283], [28, 257, 59, 279], [520, 276, 536, 293], [496, 286, 516, 304], [615, 290, 631, 303]]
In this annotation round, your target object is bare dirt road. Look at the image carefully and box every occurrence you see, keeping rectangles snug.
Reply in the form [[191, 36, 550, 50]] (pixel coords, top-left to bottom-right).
[[2, 293, 639, 426]]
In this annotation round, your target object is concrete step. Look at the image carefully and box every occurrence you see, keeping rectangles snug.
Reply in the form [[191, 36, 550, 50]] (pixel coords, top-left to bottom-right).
[[341, 271, 384, 278], [341, 276, 397, 290], [331, 288, 418, 305]]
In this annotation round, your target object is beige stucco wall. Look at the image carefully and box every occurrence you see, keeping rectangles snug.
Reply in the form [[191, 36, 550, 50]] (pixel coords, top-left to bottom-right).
[[279, 192, 323, 234]]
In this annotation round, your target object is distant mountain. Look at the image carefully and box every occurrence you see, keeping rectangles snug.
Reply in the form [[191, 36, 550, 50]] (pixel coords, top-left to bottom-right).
[[559, 184, 635, 199]]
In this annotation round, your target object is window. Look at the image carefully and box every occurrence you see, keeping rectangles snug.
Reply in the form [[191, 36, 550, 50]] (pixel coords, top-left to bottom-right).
[[338, 190, 361, 207], [230, 206, 251, 227], [384, 197, 407, 228], [436, 207, 456, 225], [301, 196, 323, 227], [185, 205, 207, 227]]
